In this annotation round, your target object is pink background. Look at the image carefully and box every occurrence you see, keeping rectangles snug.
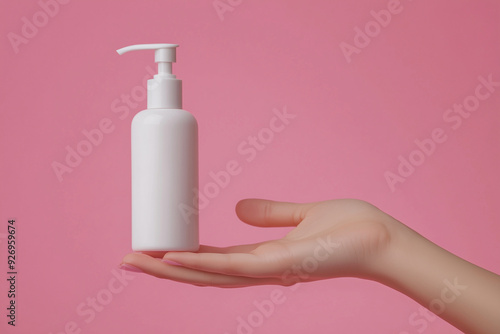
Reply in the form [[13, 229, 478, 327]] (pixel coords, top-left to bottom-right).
[[1, 0, 500, 333]]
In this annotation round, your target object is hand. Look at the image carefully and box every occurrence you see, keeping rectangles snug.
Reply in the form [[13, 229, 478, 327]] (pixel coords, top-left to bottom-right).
[[121, 198, 500, 333], [121, 198, 398, 287]]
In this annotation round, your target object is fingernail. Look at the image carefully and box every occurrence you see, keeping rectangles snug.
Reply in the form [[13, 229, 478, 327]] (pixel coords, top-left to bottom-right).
[[119, 263, 143, 273], [161, 259, 181, 266]]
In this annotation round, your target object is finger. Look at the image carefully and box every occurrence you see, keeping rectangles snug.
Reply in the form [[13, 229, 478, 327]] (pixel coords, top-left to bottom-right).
[[127, 244, 260, 259], [198, 243, 262, 254], [163, 246, 292, 278], [121, 253, 284, 288], [236, 199, 316, 227]]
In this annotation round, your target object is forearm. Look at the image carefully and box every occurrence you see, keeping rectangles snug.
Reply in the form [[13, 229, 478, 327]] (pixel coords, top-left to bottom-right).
[[373, 223, 500, 333]]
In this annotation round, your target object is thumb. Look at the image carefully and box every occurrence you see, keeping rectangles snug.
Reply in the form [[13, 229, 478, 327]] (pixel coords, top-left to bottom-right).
[[235, 199, 315, 227]]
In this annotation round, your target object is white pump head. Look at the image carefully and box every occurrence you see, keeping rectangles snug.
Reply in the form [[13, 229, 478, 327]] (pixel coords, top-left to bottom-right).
[[117, 43, 182, 109]]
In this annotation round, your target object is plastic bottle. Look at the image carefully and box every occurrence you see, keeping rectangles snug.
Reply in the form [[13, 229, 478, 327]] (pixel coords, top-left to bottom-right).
[[117, 44, 199, 251]]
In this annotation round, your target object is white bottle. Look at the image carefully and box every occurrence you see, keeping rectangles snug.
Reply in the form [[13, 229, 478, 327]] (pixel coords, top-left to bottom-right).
[[117, 44, 199, 252]]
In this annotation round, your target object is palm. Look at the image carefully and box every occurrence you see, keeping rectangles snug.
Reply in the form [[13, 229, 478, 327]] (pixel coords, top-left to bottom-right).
[[253, 199, 392, 280]]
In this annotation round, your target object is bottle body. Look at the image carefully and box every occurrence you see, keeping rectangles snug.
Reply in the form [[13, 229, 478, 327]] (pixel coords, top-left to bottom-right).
[[131, 108, 199, 251]]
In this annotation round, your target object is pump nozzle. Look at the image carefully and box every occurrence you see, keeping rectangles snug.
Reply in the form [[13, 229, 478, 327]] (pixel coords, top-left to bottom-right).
[[117, 43, 179, 77], [117, 43, 182, 109], [116, 43, 178, 60]]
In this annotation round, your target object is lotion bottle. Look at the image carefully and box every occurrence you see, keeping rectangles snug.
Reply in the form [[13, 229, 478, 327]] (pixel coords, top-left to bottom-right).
[[117, 44, 199, 251]]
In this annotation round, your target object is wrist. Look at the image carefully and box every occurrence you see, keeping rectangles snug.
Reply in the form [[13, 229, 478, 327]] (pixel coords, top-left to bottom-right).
[[366, 216, 500, 334], [366, 216, 426, 288]]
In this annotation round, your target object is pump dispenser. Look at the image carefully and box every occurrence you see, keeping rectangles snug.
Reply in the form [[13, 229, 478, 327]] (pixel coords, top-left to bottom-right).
[[117, 44, 199, 252]]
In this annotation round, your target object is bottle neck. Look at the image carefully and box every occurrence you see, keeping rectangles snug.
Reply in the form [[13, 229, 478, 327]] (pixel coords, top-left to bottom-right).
[[147, 77, 182, 109]]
